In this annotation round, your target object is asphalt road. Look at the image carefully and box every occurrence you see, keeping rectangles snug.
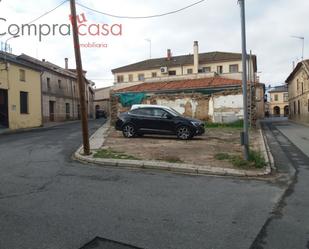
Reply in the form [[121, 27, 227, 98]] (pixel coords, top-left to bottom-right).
[[251, 120, 309, 249], [0, 120, 284, 249]]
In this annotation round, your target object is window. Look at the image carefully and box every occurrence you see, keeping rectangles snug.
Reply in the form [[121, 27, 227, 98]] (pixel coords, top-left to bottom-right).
[[168, 70, 176, 76], [152, 108, 167, 118], [47, 78, 51, 89], [298, 100, 300, 114], [302, 82, 304, 94], [229, 64, 239, 73], [138, 74, 145, 81], [187, 69, 193, 74], [20, 91, 28, 114], [66, 103, 70, 119], [202, 67, 211, 73], [294, 101, 296, 115], [19, 69, 26, 82], [128, 74, 133, 82], [217, 66, 223, 74], [151, 72, 157, 78], [58, 80, 62, 89], [117, 75, 124, 83], [274, 94, 278, 101], [283, 93, 289, 102], [130, 108, 152, 116]]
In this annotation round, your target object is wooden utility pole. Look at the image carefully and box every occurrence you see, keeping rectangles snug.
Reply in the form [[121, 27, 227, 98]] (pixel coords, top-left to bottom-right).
[[70, 0, 90, 155]]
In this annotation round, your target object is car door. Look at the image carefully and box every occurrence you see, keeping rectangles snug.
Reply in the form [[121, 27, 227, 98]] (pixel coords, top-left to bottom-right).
[[148, 108, 176, 134], [129, 108, 153, 131]]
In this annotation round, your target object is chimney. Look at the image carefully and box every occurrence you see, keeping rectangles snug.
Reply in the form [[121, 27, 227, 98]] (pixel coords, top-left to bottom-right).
[[193, 41, 199, 74], [42, 59, 45, 62], [65, 58, 68, 69], [167, 49, 172, 60]]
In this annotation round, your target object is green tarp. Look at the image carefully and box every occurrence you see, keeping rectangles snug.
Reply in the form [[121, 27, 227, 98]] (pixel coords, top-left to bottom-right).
[[118, 93, 146, 107]]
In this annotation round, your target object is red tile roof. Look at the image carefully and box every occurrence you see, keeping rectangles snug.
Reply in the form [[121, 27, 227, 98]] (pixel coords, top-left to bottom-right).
[[116, 77, 242, 93]]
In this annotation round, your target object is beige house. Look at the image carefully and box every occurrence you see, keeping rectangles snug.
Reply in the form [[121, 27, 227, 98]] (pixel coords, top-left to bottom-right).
[[268, 85, 289, 117], [286, 60, 309, 124], [0, 52, 42, 130], [111, 41, 257, 87]]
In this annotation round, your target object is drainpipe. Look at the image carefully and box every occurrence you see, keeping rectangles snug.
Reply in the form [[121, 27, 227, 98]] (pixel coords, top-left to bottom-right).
[[40, 71, 44, 126]]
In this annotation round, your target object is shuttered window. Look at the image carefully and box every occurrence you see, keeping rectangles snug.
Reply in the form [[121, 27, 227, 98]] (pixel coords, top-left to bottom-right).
[[20, 91, 28, 114]]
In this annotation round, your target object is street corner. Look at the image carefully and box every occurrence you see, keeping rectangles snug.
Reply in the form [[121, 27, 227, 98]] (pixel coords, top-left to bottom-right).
[[75, 124, 273, 178]]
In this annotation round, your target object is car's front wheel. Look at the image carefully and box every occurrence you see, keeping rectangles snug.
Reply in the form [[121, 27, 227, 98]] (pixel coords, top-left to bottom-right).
[[176, 126, 192, 140], [122, 124, 136, 138]]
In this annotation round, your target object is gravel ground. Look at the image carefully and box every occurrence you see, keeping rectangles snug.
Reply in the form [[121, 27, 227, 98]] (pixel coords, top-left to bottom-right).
[[103, 127, 262, 169]]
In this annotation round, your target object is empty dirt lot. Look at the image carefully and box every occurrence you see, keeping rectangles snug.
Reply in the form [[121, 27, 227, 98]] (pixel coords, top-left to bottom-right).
[[103, 127, 263, 170]]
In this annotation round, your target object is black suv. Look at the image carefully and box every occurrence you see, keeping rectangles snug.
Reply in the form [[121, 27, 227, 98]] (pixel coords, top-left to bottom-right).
[[115, 105, 205, 140]]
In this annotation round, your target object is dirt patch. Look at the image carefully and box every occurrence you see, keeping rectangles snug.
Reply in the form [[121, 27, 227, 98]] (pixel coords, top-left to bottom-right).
[[103, 128, 263, 171]]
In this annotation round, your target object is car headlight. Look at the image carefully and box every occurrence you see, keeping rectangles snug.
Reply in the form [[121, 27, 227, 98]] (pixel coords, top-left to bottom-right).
[[191, 121, 201, 126]]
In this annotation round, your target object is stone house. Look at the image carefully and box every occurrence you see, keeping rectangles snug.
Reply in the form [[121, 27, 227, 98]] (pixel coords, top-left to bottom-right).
[[286, 60, 309, 124], [0, 52, 42, 130], [18, 55, 95, 123], [268, 85, 289, 117]]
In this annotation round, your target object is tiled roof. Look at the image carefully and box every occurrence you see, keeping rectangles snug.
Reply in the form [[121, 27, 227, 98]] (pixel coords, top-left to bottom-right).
[[18, 54, 77, 79], [115, 77, 242, 93], [112, 51, 257, 73], [0, 52, 41, 71]]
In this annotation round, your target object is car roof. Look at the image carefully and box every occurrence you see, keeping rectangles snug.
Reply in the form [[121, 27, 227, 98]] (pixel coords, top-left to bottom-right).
[[131, 104, 172, 110]]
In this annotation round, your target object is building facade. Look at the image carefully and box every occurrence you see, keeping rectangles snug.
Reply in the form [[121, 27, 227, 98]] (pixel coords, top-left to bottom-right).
[[19, 55, 95, 123], [0, 52, 42, 130], [110, 41, 263, 125], [286, 60, 309, 124], [111, 41, 257, 86], [268, 85, 289, 117]]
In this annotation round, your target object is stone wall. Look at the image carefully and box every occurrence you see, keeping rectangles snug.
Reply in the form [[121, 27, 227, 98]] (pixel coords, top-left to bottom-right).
[[111, 89, 248, 124]]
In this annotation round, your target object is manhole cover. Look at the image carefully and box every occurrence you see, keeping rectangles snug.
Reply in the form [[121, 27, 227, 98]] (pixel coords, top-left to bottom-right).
[[80, 237, 144, 249]]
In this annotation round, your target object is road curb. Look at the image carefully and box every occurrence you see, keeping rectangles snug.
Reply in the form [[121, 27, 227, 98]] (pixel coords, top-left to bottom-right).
[[260, 127, 275, 173], [0, 120, 84, 135], [74, 123, 272, 177]]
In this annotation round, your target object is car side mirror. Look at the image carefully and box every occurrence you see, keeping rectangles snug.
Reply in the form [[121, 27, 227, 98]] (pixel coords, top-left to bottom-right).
[[166, 114, 173, 119]]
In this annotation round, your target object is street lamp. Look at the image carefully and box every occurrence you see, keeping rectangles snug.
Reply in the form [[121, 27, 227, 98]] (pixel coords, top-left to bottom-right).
[[238, 0, 249, 160], [3, 35, 19, 70], [291, 36, 305, 61], [5, 35, 20, 53]]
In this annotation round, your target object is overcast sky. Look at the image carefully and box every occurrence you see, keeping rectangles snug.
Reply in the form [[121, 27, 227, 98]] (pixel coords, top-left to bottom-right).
[[0, 0, 308, 88]]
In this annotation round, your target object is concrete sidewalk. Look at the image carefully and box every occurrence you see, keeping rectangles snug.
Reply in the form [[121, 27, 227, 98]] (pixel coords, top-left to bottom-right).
[[251, 120, 309, 249], [275, 121, 309, 157], [74, 121, 272, 177]]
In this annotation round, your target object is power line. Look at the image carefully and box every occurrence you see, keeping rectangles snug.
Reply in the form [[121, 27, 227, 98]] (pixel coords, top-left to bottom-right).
[[75, 0, 206, 19], [26, 0, 69, 25], [1, 0, 69, 38]]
